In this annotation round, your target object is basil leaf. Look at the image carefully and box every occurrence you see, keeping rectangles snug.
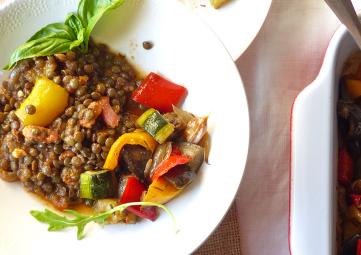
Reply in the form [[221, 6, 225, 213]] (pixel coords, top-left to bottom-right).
[[4, 23, 82, 70], [65, 13, 86, 51], [27, 22, 77, 42], [78, 0, 125, 50], [4, 0, 126, 70]]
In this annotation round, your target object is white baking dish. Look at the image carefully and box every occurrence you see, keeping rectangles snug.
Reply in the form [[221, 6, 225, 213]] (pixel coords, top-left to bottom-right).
[[290, 26, 358, 254]]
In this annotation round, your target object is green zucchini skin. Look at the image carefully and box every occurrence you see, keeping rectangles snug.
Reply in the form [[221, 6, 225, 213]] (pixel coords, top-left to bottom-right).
[[80, 170, 116, 199], [136, 108, 174, 144]]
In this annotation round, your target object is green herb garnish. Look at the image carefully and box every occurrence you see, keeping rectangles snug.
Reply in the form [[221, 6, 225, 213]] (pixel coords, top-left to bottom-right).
[[4, 0, 126, 70], [30, 202, 178, 240]]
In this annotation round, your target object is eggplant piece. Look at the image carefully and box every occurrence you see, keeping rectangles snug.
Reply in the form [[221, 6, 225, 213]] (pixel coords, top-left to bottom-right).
[[343, 234, 361, 255], [120, 144, 152, 182], [163, 165, 195, 189], [178, 142, 204, 173]]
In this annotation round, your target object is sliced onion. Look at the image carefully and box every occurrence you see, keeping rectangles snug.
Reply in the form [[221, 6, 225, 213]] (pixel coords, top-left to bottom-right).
[[147, 142, 172, 180], [199, 132, 211, 164], [184, 116, 208, 144], [172, 105, 194, 126]]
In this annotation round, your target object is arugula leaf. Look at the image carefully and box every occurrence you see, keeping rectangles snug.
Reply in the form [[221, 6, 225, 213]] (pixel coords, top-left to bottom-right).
[[4, 0, 126, 70], [77, 0, 125, 50], [30, 202, 178, 240]]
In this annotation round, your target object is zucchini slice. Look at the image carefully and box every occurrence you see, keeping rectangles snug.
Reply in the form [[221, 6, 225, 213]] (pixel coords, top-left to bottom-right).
[[80, 170, 116, 199], [136, 108, 174, 144]]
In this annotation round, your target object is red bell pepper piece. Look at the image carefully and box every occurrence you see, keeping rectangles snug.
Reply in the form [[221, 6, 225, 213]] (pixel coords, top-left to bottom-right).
[[352, 194, 361, 208], [357, 239, 361, 255], [338, 148, 354, 186], [119, 176, 158, 221], [131, 72, 187, 113], [151, 155, 191, 181]]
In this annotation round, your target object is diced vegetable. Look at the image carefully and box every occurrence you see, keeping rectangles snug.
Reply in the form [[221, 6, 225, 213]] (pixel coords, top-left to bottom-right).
[[143, 177, 183, 205], [131, 72, 187, 113], [357, 239, 361, 255], [210, 0, 229, 9], [342, 234, 361, 255], [172, 105, 194, 126], [145, 142, 172, 180], [93, 199, 133, 224], [136, 108, 174, 144], [80, 170, 116, 199], [120, 145, 152, 181], [338, 148, 354, 186], [346, 79, 361, 99], [352, 194, 361, 208], [151, 155, 191, 181], [184, 116, 208, 144], [103, 130, 157, 171], [119, 176, 145, 204], [119, 176, 158, 221], [15, 77, 69, 126], [163, 165, 195, 189], [199, 132, 211, 164], [178, 142, 205, 173]]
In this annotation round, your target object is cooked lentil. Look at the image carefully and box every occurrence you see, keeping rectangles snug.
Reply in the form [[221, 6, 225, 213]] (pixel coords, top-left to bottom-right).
[[0, 39, 138, 209]]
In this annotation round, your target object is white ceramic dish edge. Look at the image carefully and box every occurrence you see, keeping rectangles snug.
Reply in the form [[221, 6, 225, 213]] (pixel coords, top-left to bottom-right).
[[0, 1, 250, 255], [290, 25, 358, 254]]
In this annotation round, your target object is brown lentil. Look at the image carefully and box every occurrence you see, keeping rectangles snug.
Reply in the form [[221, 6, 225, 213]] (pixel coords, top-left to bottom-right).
[[25, 104, 36, 115], [0, 40, 140, 209], [142, 41, 154, 50]]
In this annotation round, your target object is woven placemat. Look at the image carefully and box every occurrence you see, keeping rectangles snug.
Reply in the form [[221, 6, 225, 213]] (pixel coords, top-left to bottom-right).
[[194, 203, 242, 255]]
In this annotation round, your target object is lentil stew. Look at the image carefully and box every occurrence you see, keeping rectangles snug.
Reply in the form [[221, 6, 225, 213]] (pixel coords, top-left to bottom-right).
[[0, 0, 209, 238]]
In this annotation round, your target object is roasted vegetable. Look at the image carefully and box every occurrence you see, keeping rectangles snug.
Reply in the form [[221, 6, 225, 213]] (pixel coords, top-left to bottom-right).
[[184, 116, 208, 144], [80, 170, 116, 199], [352, 194, 361, 209], [338, 148, 354, 186], [120, 145, 152, 181], [346, 79, 361, 99], [210, 0, 229, 9], [343, 234, 361, 255], [151, 154, 191, 181], [136, 108, 174, 144], [103, 130, 157, 171], [93, 199, 134, 224], [143, 177, 182, 205], [131, 72, 187, 113], [163, 165, 195, 189], [119, 175, 158, 221], [15, 77, 69, 126], [178, 142, 205, 173], [146, 142, 172, 180]]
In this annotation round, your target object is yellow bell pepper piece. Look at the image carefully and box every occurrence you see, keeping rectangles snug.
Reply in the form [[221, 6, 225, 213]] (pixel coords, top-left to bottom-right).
[[210, 0, 229, 9], [16, 77, 69, 126], [103, 130, 158, 170], [345, 79, 361, 99], [143, 177, 182, 204]]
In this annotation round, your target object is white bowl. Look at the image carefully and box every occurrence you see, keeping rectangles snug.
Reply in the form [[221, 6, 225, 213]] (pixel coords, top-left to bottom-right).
[[290, 24, 357, 254], [0, 1, 249, 255]]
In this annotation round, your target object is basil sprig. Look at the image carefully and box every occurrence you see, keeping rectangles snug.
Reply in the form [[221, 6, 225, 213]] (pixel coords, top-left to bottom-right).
[[4, 0, 125, 70]]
